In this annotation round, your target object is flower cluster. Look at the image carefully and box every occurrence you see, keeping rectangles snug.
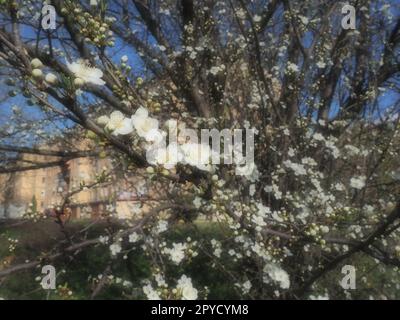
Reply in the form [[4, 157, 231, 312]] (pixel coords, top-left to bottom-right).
[[98, 108, 216, 172], [142, 274, 198, 300]]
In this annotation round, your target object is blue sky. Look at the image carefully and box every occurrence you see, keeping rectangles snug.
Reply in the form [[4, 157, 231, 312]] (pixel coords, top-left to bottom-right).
[[0, 1, 399, 147]]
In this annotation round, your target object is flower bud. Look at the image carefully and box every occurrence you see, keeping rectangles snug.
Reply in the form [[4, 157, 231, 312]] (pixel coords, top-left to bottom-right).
[[136, 77, 143, 86], [97, 115, 109, 126], [31, 58, 43, 69], [32, 69, 43, 79], [146, 167, 155, 174], [45, 73, 58, 85]]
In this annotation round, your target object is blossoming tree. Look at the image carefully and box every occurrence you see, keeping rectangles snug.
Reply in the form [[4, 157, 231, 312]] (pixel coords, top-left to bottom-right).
[[0, 0, 399, 299]]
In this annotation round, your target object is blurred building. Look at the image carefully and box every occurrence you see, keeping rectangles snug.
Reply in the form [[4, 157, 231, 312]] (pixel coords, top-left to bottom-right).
[[0, 148, 146, 219]]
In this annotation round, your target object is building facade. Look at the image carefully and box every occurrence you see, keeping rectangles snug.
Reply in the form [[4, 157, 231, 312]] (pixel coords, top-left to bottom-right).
[[0, 150, 144, 220]]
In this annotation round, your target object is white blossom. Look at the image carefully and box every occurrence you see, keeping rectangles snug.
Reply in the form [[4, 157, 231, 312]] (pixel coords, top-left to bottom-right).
[[177, 275, 198, 300], [253, 15, 262, 22], [286, 62, 299, 73], [143, 283, 161, 300], [129, 233, 140, 243], [106, 111, 133, 135], [110, 243, 122, 256], [131, 107, 160, 141], [66, 59, 105, 86], [155, 220, 168, 234], [193, 197, 202, 209], [263, 263, 290, 289], [166, 243, 186, 264], [283, 160, 307, 176], [350, 176, 366, 189], [99, 235, 109, 244]]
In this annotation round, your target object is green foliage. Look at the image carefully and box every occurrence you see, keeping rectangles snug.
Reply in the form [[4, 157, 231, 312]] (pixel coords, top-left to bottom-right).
[[0, 221, 238, 299]]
